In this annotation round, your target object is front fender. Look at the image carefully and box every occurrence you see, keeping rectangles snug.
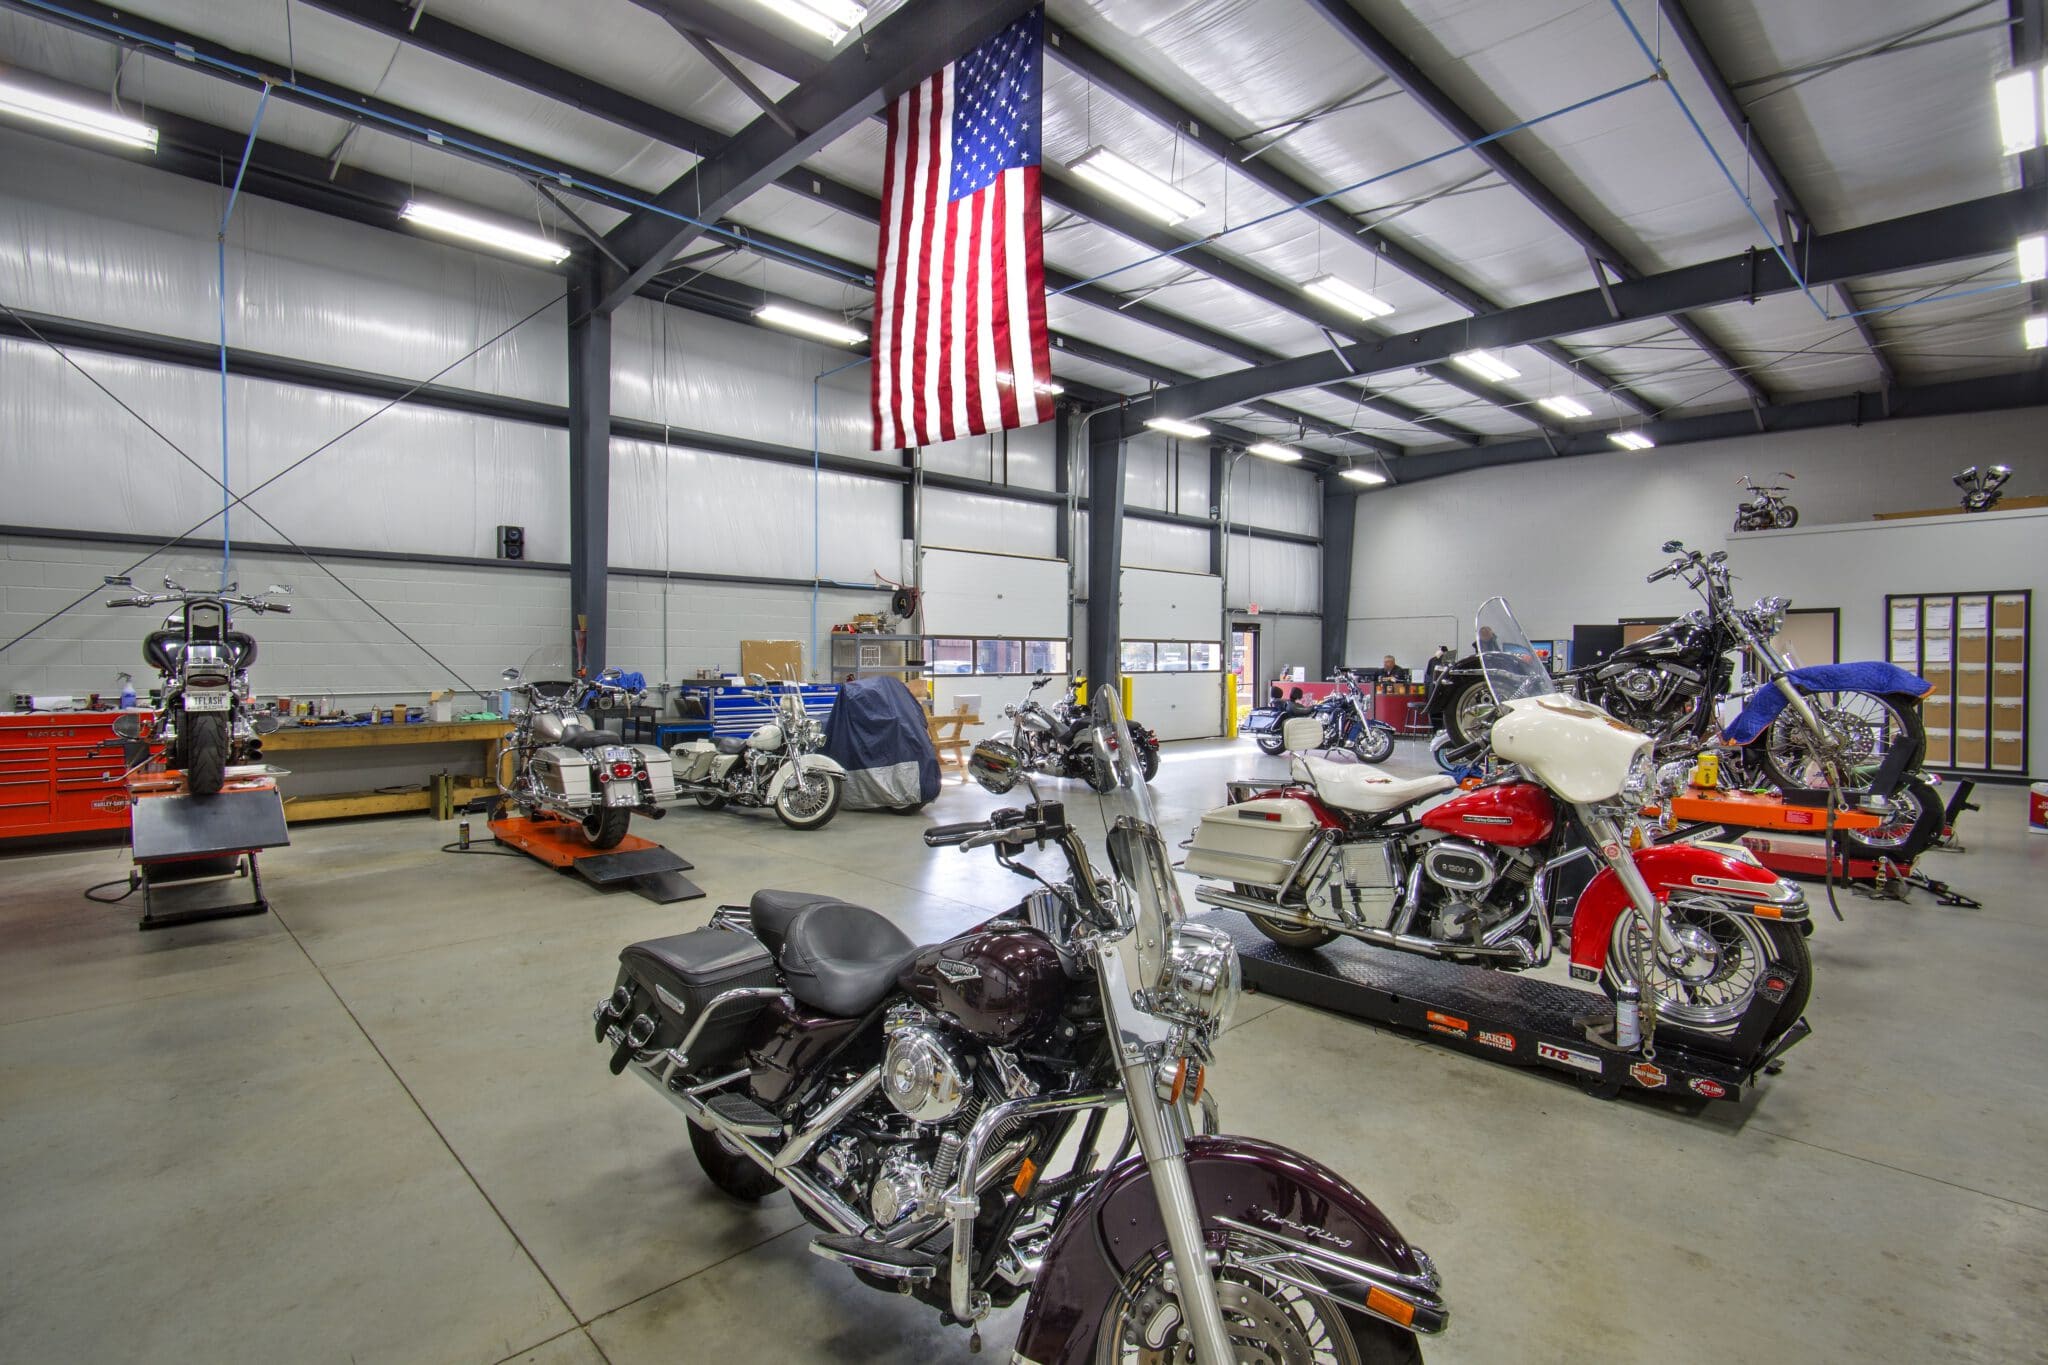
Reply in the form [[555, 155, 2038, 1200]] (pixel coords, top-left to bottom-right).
[[766, 753, 846, 800], [1568, 842, 1805, 978], [1011, 1135, 1445, 1365]]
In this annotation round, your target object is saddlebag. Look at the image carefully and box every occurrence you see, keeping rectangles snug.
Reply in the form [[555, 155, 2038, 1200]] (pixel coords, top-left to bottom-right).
[[530, 745, 595, 802], [1184, 798, 1321, 887], [1242, 706, 1281, 735], [670, 739, 719, 784], [599, 928, 778, 1075]]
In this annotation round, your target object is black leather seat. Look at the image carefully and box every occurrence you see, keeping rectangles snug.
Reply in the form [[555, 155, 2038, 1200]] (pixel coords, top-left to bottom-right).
[[714, 735, 751, 755], [563, 728, 626, 750], [749, 889, 849, 958], [778, 901, 921, 1018]]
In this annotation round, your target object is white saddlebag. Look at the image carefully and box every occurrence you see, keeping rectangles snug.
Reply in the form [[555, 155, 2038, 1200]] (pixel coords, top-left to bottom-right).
[[1184, 797, 1321, 887], [670, 740, 719, 784], [1282, 716, 1323, 752]]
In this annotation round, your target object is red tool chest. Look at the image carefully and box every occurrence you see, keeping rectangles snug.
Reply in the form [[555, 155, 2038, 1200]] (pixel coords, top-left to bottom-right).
[[0, 713, 151, 841]]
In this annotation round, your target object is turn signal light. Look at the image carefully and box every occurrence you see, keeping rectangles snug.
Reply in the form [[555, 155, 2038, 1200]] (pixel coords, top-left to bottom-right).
[[1365, 1287, 1416, 1328], [1167, 1058, 1206, 1104]]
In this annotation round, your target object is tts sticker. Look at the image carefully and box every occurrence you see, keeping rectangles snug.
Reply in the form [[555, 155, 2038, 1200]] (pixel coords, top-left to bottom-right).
[[1538, 1041, 1602, 1074]]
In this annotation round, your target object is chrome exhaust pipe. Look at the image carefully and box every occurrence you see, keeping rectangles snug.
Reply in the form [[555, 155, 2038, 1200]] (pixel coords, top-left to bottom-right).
[[1193, 884, 1524, 959], [625, 1063, 866, 1235]]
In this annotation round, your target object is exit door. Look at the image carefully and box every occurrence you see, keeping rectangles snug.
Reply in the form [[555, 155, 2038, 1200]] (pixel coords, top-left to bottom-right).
[[1230, 625, 1260, 733]]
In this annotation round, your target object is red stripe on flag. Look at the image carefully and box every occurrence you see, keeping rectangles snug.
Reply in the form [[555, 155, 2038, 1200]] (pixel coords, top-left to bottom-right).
[[884, 83, 921, 450], [909, 73, 944, 446], [1017, 165, 1055, 425], [871, 97, 903, 448], [935, 195, 959, 443], [962, 188, 986, 436], [988, 173, 1020, 432]]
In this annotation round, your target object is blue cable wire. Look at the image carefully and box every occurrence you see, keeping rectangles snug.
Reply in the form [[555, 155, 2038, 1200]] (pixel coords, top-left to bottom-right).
[[216, 84, 270, 589]]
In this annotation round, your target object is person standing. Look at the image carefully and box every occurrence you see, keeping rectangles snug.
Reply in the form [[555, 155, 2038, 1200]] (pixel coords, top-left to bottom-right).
[[1422, 644, 1455, 688]]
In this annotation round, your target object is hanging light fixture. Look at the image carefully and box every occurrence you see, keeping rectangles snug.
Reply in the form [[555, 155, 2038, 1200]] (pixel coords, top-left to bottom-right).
[[996, 371, 1065, 397], [755, 302, 868, 345], [1303, 274, 1395, 321], [740, 0, 868, 43], [1994, 65, 2046, 156], [2017, 233, 2046, 283], [1145, 416, 1211, 440], [1537, 395, 1592, 419], [1068, 147, 1205, 225], [400, 201, 571, 264], [1450, 349, 1520, 383], [0, 77, 157, 150], [1609, 431, 1655, 451], [2025, 314, 2047, 350], [1339, 465, 1388, 486], [1246, 441, 1303, 462]]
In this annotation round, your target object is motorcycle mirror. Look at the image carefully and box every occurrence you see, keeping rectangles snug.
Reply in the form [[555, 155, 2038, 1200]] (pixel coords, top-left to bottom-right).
[[501, 667, 521, 685], [1660, 539, 1684, 554], [162, 575, 178, 590], [110, 714, 141, 740], [267, 583, 292, 595], [103, 574, 133, 587], [254, 713, 281, 735]]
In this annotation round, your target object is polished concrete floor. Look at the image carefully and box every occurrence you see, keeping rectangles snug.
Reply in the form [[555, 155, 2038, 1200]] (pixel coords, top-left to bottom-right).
[[2, 739, 2044, 1364]]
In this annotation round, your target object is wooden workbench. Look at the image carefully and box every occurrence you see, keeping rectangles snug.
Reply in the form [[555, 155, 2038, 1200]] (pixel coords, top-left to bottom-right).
[[265, 720, 506, 822]]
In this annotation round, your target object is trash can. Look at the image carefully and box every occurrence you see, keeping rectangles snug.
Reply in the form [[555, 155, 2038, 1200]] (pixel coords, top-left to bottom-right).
[[2030, 782, 2048, 834]]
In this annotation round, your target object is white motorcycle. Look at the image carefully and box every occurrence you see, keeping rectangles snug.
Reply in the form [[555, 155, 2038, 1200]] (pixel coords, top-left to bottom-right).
[[669, 679, 847, 830], [496, 656, 677, 849]]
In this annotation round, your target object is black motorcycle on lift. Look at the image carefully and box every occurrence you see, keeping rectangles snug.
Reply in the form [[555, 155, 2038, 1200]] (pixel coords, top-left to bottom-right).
[[593, 692, 1448, 1363], [103, 573, 290, 795]]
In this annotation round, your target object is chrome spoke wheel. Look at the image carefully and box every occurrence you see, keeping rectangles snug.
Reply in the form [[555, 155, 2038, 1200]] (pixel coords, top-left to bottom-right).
[[1098, 1232, 1366, 1365], [1609, 897, 1768, 1032]]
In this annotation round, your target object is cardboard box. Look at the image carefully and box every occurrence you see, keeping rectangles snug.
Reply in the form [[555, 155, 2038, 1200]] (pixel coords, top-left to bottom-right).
[[740, 640, 805, 682]]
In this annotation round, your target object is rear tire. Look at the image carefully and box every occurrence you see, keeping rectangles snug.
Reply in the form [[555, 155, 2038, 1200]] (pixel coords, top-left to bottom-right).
[[687, 1120, 780, 1201], [186, 711, 227, 796], [1255, 732, 1286, 756], [1237, 884, 1338, 950], [582, 806, 632, 849], [1759, 691, 1923, 796], [1138, 741, 1161, 782]]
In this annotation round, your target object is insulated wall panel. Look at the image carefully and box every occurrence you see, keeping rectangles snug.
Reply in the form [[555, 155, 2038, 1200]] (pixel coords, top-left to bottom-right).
[[1122, 518, 1211, 574], [922, 490, 1058, 557], [0, 128, 566, 403], [1230, 458, 1319, 536], [1226, 535, 1318, 614], [608, 438, 898, 582], [1121, 568, 1223, 638], [0, 339, 567, 560]]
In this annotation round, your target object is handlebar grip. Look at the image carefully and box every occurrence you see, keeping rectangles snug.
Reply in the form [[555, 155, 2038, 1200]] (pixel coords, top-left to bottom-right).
[[267, 603, 293, 614], [1646, 565, 1678, 583], [922, 821, 988, 847]]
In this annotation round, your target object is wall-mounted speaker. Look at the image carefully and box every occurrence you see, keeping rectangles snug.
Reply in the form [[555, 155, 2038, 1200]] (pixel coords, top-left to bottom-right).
[[497, 524, 525, 560]]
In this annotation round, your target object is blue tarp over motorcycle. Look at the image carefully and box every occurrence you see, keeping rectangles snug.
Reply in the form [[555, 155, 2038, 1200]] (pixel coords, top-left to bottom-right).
[[822, 676, 941, 811], [1723, 662, 1932, 746]]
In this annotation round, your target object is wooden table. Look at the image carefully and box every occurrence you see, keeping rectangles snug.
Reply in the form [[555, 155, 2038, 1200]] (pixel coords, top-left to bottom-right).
[[926, 709, 980, 781], [264, 720, 506, 822]]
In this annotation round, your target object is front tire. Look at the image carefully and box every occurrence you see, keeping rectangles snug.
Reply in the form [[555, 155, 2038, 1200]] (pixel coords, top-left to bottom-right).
[[1352, 723, 1397, 765], [1773, 505, 1799, 528], [186, 711, 227, 796], [581, 806, 632, 849], [694, 792, 728, 811], [774, 770, 841, 829], [1095, 1230, 1422, 1364], [1605, 900, 1810, 1040], [1441, 677, 1495, 749], [687, 1120, 780, 1201]]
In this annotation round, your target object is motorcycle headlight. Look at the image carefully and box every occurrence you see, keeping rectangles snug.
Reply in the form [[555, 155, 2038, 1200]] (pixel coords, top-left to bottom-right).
[[1151, 923, 1241, 1035], [1619, 749, 1658, 802]]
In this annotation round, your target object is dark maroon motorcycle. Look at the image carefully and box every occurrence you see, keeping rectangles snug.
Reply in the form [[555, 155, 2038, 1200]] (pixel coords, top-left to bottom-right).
[[594, 693, 1448, 1362]]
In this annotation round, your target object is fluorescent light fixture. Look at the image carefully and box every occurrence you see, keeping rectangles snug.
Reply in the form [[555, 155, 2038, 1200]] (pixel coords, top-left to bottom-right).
[[1450, 349, 1520, 383], [755, 302, 867, 346], [1068, 146, 1204, 226], [400, 201, 570, 263], [1537, 395, 1593, 419], [1304, 274, 1395, 321], [1995, 67, 2043, 156], [996, 371, 1064, 397], [1145, 416, 1211, 440], [1246, 442, 1303, 463], [2026, 314, 2048, 350], [741, 0, 868, 42], [1609, 430, 1656, 452], [2019, 233, 2047, 283], [0, 79, 157, 150], [1339, 466, 1388, 485]]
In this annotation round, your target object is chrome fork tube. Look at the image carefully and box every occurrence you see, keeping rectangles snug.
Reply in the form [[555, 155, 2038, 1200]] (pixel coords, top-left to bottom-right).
[[1120, 1059, 1234, 1365]]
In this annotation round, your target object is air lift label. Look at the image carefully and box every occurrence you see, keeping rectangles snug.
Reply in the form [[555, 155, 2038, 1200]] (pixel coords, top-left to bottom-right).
[[1424, 1010, 1468, 1039], [1537, 1041, 1603, 1074]]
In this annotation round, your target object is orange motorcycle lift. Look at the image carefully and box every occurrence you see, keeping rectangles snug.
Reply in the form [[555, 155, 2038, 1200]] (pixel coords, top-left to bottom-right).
[[1651, 787, 1917, 883], [1194, 910, 1806, 1105], [123, 769, 290, 931], [489, 810, 704, 904]]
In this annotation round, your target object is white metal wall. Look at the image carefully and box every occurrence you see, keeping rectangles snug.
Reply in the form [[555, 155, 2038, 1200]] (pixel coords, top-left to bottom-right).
[[1122, 568, 1225, 740], [921, 489, 1059, 557]]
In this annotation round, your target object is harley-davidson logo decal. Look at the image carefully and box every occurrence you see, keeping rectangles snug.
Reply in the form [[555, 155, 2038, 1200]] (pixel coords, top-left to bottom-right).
[[1629, 1062, 1668, 1089], [1537, 1041, 1602, 1074], [1688, 1078, 1728, 1099], [935, 959, 981, 984], [94, 795, 128, 812], [1424, 1010, 1468, 1039], [1460, 815, 1513, 825], [1688, 875, 1772, 898], [1474, 1030, 1516, 1052]]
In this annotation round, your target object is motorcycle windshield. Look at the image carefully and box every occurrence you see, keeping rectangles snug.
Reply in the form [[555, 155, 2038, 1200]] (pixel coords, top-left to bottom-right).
[[1093, 687, 1181, 986], [1476, 597, 1555, 708]]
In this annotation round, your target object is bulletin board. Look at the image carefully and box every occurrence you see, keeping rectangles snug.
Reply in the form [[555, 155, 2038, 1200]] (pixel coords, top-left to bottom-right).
[[1886, 590, 2030, 775]]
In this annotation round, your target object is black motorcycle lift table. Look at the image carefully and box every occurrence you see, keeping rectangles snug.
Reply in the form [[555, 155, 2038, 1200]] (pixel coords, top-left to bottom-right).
[[489, 812, 703, 904], [124, 774, 291, 931], [1195, 911, 1806, 1105]]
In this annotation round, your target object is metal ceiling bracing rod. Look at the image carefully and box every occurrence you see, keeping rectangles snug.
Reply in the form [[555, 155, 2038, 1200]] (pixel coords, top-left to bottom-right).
[[277, 0, 1485, 452], [594, 0, 1042, 315], [1653, 0, 1894, 387], [1039, 21, 1660, 417], [1296, 0, 1768, 405], [618, 0, 1565, 440], [1122, 183, 2047, 432]]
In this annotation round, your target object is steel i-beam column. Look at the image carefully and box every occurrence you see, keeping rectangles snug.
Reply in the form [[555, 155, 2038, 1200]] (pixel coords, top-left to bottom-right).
[[568, 264, 613, 670], [1320, 480, 1356, 678], [1084, 424, 1126, 700]]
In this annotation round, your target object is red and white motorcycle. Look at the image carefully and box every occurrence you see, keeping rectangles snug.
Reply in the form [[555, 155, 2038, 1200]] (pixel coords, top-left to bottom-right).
[[1188, 597, 1813, 1047]]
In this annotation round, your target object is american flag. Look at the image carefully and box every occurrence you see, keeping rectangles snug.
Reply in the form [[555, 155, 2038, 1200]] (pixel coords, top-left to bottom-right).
[[872, 9, 1054, 450]]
